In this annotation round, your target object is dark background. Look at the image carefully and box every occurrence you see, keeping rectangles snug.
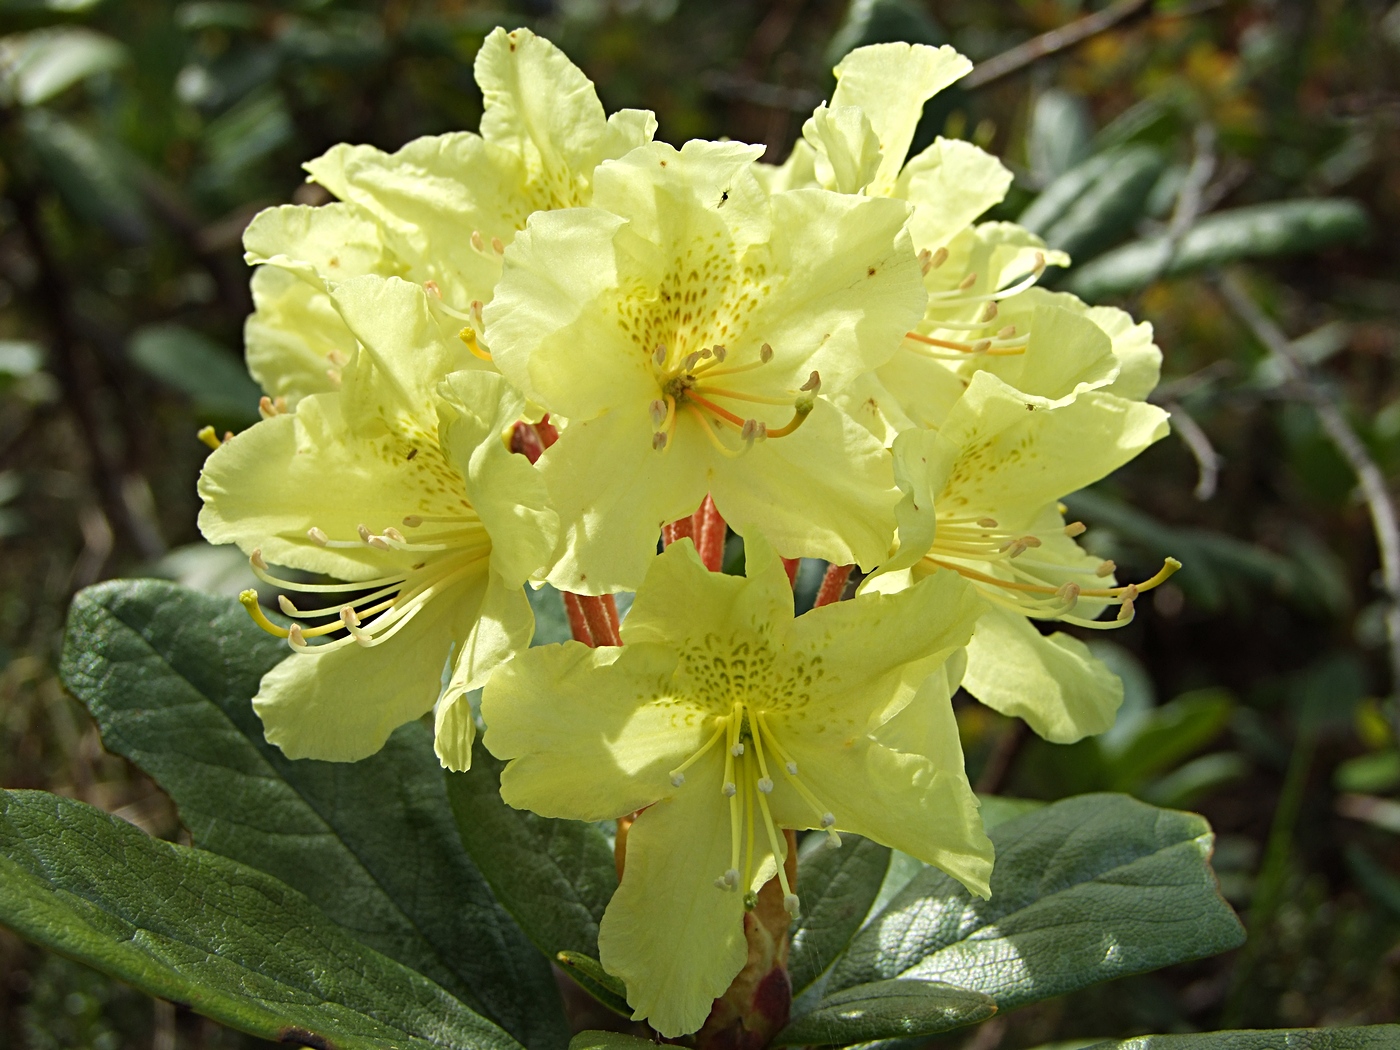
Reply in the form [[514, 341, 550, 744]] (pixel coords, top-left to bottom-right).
[[0, 0, 1395, 1045]]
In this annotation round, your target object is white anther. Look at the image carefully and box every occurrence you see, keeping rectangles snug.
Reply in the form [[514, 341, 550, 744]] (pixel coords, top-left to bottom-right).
[[783, 893, 801, 918], [653, 432, 668, 451], [977, 518, 999, 529], [785, 761, 798, 776], [287, 623, 307, 651], [383, 527, 406, 543], [759, 342, 773, 363], [1116, 585, 1139, 622], [722, 782, 737, 797], [713, 875, 728, 890], [251, 549, 268, 571], [997, 325, 1018, 339], [740, 418, 760, 444], [958, 272, 978, 290], [724, 868, 740, 889], [929, 247, 949, 270], [368, 536, 392, 551], [653, 345, 667, 367], [340, 605, 361, 628], [670, 772, 685, 787], [757, 777, 774, 794], [970, 339, 992, 354], [357, 524, 372, 543], [402, 515, 423, 528], [277, 595, 298, 615], [307, 527, 329, 546], [917, 248, 933, 274], [981, 301, 999, 322], [684, 351, 702, 371], [491, 236, 505, 255], [471, 230, 485, 252], [712, 345, 727, 362], [820, 812, 836, 828], [731, 742, 745, 757], [650, 399, 668, 427], [1097, 560, 1117, 578], [1064, 521, 1087, 538], [800, 370, 821, 393]]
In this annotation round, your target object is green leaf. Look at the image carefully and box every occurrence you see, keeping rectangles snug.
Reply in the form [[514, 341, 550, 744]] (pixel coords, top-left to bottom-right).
[[128, 324, 262, 424], [1064, 199, 1370, 300], [828, 794, 1245, 1012], [0, 27, 125, 106], [978, 794, 1045, 830], [569, 1033, 655, 1050], [789, 833, 891, 996], [1080, 1025, 1400, 1050], [23, 110, 147, 243], [554, 952, 631, 1017], [1035, 145, 1166, 265], [60, 580, 567, 1050], [774, 979, 996, 1047], [446, 741, 619, 978], [1027, 89, 1094, 186], [0, 789, 519, 1050], [1102, 688, 1235, 790]]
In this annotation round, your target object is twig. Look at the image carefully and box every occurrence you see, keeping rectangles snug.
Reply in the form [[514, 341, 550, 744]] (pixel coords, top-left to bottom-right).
[[1166, 400, 1223, 500], [1217, 270, 1400, 741], [1138, 124, 1219, 290], [963, 0, 1153, 89], [974, 720, 1026, 795]]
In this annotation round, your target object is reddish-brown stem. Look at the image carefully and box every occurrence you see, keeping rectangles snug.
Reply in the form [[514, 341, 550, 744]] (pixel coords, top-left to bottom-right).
[[814, 564, 853, 607], [781, 558, 799, 587], [583, 595, 622, 646], [662, 517, 694, 548], [695, 495, 727, 572], [562, 592, 594, 645]]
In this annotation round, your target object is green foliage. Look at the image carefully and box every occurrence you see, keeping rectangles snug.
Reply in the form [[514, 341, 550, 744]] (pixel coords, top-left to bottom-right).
[[1080, 1027, 1400, 1050], [1025, 145, 1167, 266], [60, 579, 567, 1050], [788, 833, 892, 996], [446, 741, 620, 1009], [774, 979, 997, 1046], [828, 794, 1245, 1011], [0, 789, 520, 1050], [1065, 200, 1370, 300], [127, 324, 262, 424]]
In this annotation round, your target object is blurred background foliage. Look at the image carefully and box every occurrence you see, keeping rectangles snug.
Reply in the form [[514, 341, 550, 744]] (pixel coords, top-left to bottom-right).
[[0, 0, 1395, 1046]]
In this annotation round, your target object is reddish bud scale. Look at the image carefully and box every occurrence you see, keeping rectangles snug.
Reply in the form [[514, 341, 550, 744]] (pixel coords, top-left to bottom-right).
[[781, 558, 800, 588]]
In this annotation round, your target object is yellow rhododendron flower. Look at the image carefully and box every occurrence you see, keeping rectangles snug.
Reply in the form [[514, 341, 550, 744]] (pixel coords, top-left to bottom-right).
[[872, 366, 1174, 742], [241, 25, 657, 406], [481, 534, 992, 1037], [487, 137, 926, 593], [198, 275, 557, 769]]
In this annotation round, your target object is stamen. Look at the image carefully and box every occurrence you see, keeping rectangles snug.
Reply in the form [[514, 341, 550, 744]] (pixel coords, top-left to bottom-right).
[[653, 344, 667, 368], [423, 280, 441, 298], [786, 761, 798, 775], [653, 432, 668, 451], [978, 517, 999, 528], [929, 247, 949, 270], [958, 272, 978, 290], [761, 342, 773, 363], [799, 371, 821, 393], [471, 231, 485, 253], [998, 325, 1018, 339], [308, 527, 329, 545], [649, 399, 668, 428], [491, 236, 505, 255], [1064, 521, 1087, 538], [757, 777, 774, 794], [668, 722, 726, 788], [918, 248, 933, 274], [1096, 560, 1117, 578], [784, 893, 801, 918]]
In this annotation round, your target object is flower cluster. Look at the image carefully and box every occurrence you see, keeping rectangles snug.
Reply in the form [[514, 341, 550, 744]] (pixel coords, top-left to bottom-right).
[[199, 28, 1175, 1039]]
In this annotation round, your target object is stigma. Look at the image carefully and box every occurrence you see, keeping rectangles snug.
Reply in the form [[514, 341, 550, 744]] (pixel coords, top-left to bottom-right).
[[646, 340, 818, 456], [923, 512, 1180, 628]]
